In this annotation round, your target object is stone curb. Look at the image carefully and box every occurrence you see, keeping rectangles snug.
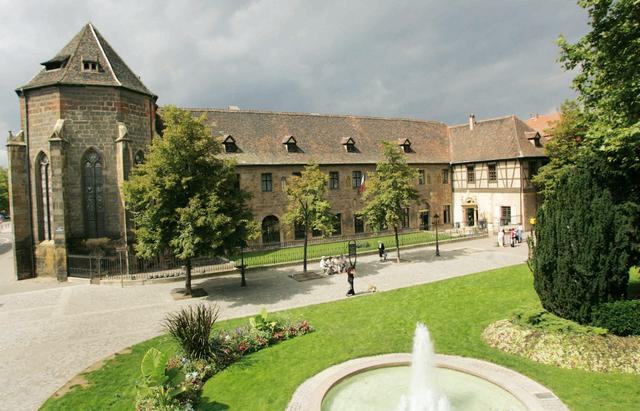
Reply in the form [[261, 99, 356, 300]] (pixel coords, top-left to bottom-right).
[[286, 353, 568, 411]]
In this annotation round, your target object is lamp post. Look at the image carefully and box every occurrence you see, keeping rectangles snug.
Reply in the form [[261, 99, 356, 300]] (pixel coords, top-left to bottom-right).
[[433, 213, 440, 257], [240, 244, 247, 287]]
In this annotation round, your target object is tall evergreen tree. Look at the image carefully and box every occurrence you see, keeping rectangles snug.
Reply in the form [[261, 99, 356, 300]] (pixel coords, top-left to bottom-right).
[[531, 161, 636, 324], [283, 163, 334, 273], [359, 141, 419, 263], [124, 106, 258, 296]]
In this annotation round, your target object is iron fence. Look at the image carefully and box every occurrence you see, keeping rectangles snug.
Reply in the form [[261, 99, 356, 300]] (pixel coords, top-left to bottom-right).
[[67, 226, 486, 283], [67, 251, 235, 282]]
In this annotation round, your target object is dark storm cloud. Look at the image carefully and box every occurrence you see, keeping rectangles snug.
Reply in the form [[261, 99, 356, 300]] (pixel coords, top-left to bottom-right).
[[0, 0, 588, 166]]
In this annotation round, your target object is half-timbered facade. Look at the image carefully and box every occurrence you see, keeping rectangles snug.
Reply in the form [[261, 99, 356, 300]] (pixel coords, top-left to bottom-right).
[[449, 115, 545, 231]]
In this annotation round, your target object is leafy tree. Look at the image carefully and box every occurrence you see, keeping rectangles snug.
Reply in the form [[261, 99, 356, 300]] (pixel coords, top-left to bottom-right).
[[283, 163, 334, 273], [359, 141, 419, 263], [124, 106, 258, 295], [532, 100, 588, 197], [0, 167, 9, 216], [530, 161, 637, 324], [558, 0, 640, 191]]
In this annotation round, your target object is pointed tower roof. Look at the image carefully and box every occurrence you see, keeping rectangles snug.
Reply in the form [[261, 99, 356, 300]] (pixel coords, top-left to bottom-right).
[[17, 23, 155, 97]]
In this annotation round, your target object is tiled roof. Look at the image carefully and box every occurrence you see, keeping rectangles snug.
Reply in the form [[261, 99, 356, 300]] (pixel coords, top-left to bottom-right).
[[17, 23, 154, 97], [525, 112, 560, 139], [449, 115, 545, 163], [183, 108, 452, 165]]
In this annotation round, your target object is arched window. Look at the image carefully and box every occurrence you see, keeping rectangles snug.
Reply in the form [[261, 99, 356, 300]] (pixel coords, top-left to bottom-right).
[[36, 152, 52, 241], [134, 150, 145, 165], [83, 149, 105, 238], [261, 215, 280, 244]]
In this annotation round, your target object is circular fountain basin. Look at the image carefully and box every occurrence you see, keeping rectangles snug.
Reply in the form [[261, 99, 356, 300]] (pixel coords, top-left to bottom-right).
[[287, 354, 568, 411], [322, 365, 526, 411]]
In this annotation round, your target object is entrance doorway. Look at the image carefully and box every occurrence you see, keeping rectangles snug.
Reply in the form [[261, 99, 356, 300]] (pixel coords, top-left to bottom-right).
[[261, 215, 280, 244], [420, 212, 429, 230], [466, 208, 475, 227]]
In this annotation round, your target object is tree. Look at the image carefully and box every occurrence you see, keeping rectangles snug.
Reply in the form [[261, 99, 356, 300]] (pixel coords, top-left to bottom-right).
[[532, 100, 588, 197], [282, 163, 334, 273], [557, 0, 640, 192], [359, 141, 419, 263], [124, 106, 258, 295], [530, 161, 637, 324], [0, 167, 9, 216], [530, 0, 640, 322]]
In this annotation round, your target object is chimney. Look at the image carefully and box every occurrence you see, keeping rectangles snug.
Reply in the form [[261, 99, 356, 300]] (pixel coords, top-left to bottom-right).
[[469, 114, 476, 130]]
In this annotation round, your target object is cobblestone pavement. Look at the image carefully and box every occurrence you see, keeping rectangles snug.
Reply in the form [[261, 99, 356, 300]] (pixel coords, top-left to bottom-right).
[[0, 236, 528, 411]]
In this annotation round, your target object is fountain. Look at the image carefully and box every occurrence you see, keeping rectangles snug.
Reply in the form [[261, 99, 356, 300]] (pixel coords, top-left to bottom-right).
[[396, 323, 450, 411], [288, 322, 568, 410]]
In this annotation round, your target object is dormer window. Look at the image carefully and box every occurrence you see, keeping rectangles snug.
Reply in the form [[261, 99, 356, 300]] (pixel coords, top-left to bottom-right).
[[525, 131, 543, 147], [398, 138, 412, 153], [341, 137, 357, 153], [82, 59, 101, 72], [41, 55, 70, 71], [222, 135, 238, 153], [282, 135, 299, 152]]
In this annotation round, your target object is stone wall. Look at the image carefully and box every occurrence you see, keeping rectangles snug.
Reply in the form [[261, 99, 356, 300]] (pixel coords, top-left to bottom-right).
[[57, 86, 154, 242], [238, 162, 452, 243]]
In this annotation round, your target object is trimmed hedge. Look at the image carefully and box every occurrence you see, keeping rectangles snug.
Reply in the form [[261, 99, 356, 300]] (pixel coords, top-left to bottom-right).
[[591, 300, 640, 336]]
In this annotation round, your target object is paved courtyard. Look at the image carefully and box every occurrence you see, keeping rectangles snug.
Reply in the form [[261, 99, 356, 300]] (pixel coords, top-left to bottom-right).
[[0, 235, 528, 411]]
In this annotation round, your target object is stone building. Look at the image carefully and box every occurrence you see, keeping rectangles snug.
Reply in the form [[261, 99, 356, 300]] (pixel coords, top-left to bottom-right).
[[7, 24, 157, 280], [8, 24, 546, 280]]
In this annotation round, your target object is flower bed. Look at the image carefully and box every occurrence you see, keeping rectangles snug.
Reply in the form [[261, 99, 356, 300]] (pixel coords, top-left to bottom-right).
[[482, 319, 640, 374], [136, 308, 314, 411]]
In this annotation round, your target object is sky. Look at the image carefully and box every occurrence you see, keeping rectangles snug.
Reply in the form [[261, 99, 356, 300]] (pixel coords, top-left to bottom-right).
[[0, 0, 589, 167]]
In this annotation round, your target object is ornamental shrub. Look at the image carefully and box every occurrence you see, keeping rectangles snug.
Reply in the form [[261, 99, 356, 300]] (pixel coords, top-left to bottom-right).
[[530, 162, 636, 324], [591, 300, 640, 336], [164, 303, 220, 361]]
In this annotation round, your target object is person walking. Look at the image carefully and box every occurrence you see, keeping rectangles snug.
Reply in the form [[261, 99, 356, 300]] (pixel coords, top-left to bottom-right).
[[497, 229, 504, 247], [346, 265, 356, 296], [378, 242, 386, 261], [510, 229, 516, 247]]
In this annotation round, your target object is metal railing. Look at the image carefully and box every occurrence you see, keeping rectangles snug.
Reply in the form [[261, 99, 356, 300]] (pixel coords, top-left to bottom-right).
[[67, 227, 487, 283]]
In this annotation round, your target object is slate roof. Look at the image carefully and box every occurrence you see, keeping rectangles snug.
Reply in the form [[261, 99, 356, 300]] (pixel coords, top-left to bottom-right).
[[449, 115, 546, 164], [184, 108, 452, 165], [17, 23, 154, 97]]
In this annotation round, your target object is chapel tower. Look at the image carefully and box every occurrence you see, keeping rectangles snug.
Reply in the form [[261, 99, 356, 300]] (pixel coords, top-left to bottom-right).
[[8, 23, 157, 280]]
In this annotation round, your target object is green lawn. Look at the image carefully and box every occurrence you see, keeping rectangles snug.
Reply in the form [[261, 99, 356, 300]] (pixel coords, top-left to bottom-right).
[[42, 264, 640, 411], [237, 230, 450, 266]]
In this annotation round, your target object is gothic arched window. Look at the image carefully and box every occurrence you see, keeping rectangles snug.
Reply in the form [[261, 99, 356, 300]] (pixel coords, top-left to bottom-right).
[[36, 152, 52, 241], [83, 149, 105, 238]]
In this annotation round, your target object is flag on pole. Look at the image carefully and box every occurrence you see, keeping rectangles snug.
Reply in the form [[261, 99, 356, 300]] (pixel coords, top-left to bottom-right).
[[359, 173, 366, 193]]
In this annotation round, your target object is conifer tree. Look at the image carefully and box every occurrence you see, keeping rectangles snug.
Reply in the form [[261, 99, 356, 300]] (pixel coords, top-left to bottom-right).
[[124, 106, 258, 296], [531, 160, 636, 324], [359, 141, 419, 263]]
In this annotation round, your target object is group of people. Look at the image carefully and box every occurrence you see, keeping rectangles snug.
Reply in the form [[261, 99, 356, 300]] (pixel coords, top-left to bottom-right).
[[319, 255, 348, 275], [319, 255, 357, 296], [497, 225, 524, 247]]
